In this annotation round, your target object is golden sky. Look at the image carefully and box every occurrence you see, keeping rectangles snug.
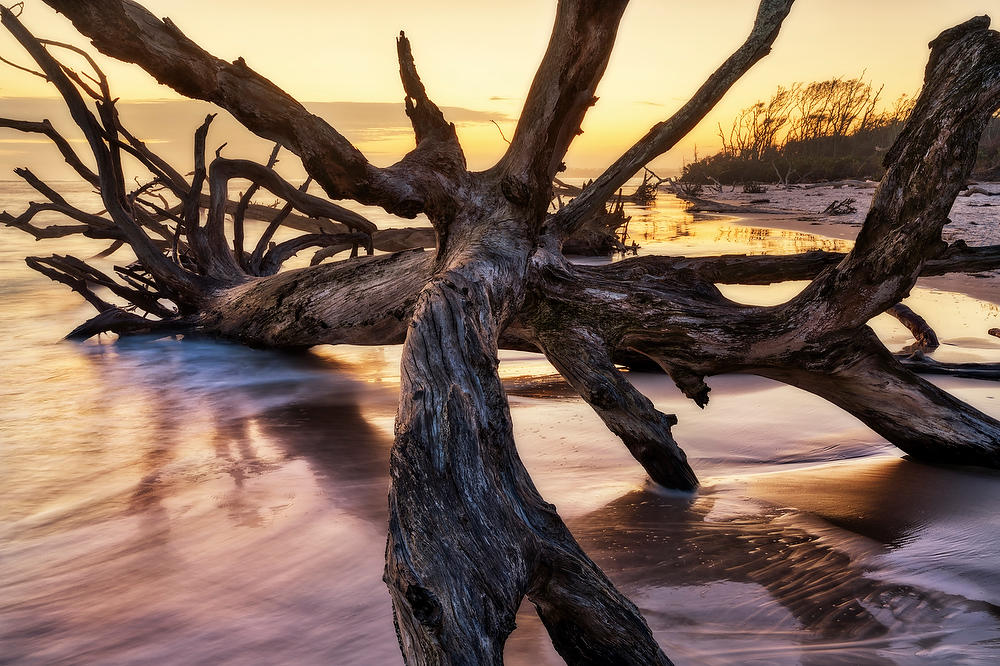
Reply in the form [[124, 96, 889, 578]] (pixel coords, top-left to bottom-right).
[[0, 1, 996, 176]]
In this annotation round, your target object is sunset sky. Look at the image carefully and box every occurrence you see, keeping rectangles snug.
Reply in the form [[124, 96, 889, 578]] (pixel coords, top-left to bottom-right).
[[0, 1, 995, 178]]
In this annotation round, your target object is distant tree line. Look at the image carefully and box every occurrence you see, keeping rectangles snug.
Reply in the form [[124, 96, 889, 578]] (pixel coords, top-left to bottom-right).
[[682, 75, 1000, 184]]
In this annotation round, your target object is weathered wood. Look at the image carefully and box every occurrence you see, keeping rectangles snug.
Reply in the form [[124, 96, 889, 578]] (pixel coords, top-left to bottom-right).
[[595, 242, 1000, 285], [496, 0, 629, 215], [757, 332, 1000, 467], [547, 0, 795, 238], [898, 350, 1000, 380], [384, 170, 670, 662], [2, 6, 205, 302], [7, 3, 1000, 665], [232, 143, 281, 270], [39, 0, 432, 217], [887, 303, 940, 350], [530, 313, 697, 489]]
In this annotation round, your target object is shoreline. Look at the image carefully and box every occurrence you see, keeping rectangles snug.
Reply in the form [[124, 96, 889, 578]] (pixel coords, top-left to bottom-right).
[[678, 188, 1000, 307]]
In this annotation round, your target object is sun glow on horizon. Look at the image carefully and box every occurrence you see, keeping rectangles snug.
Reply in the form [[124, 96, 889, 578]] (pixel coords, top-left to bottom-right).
[[0, 0, 995, 177]]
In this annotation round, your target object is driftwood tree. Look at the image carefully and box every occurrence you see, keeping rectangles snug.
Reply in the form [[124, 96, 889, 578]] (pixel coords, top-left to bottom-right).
[[4, 1, 1000, 662]]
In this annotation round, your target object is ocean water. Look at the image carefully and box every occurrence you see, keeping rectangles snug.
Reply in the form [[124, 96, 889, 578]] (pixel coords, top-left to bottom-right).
[[2, 181, 1000, 665]]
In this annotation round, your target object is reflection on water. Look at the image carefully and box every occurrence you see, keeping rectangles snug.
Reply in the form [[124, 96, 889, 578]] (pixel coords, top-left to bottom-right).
[[1, 339, 402, 665], [2, 183, 1000, 664], [568, 463, 1000, 666], [611, 195, 853, 259], [5, 336, 1000, 665]]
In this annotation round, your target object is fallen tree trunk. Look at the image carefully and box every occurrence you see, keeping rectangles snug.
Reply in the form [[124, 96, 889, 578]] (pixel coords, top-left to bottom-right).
[[604, 241, 1000, 285], [898, 351, 1000, 380], [4, 2, 1000, 663]]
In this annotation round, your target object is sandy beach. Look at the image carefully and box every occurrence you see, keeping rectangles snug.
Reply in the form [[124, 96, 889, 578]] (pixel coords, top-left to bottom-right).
[[2, 0, 999, 661], [675, 181, 1000, 307], [2, 180, 1000, 665]]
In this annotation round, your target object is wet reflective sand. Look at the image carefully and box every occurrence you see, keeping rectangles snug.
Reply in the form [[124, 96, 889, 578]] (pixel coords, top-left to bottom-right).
[[2, 184, 1000, 664]]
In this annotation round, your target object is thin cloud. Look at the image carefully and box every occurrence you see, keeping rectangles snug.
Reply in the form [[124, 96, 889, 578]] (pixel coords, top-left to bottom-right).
[[306, 101, 513, 130], [0, 98, 518, 178]]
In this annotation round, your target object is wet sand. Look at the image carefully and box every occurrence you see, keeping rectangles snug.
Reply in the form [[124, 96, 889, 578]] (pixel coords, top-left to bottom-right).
[[687, 182, 1000, 307], [2, 181, 1000, 664]]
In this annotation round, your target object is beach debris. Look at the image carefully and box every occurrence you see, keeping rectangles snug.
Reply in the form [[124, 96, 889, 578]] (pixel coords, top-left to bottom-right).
[[823, 198, 857, 215], [561, 190, 634, 255], [771, 160, 794, 188], [706, 176, 731, 193], [679, 181, 704, 196], [961, 185, 999, 196], [629, 168, 667, 205], [555, 168, 665, 208], [898, 350, 1000, 380], [4, 3, 1000, 665], [887, 303, 940, 350]]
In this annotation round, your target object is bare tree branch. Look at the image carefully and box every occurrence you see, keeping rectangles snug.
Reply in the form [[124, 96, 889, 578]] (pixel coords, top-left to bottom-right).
[[258, 232, 370, 276], [1, 5, 204, 300], [25, 254, 114, 313], [41, 0, 430, 217], [4, 167, 120, 239], [65, 307, 195, 340], [599, 241, 1000, 285], [887, 303, 940, 350], [533, 322, 698, 489], [548, 0, 795, 238], [198, 157, 378, 278], [183, 113, 216, 233], [249, 179, 309, 275], [396, 31, 454, 145], [232, 143, 280, 269], [775, 16, 1000, 335], [496, 0, 629, 212], [0, 117, 99, 185]]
